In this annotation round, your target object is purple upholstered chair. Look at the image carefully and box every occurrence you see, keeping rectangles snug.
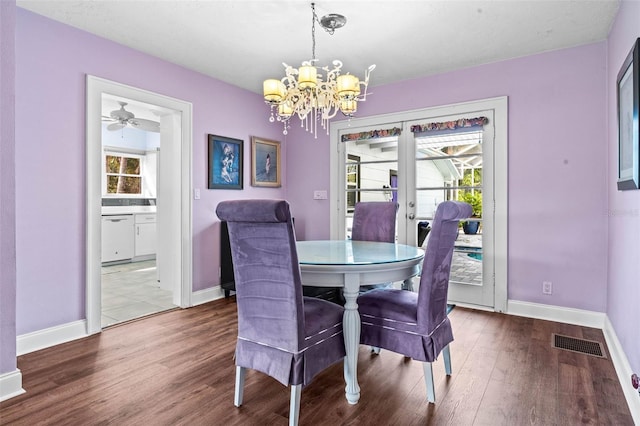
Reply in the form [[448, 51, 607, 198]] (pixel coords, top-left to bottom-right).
[[351, 201, 398, 243], [215, 199, 345, 426], [357, 201, 472, 403]]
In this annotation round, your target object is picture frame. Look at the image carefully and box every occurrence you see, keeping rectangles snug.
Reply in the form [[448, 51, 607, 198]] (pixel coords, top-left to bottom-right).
[[208, 134, 243, 190], [251, 136, 281, 187], [616, 38, 640, 190]]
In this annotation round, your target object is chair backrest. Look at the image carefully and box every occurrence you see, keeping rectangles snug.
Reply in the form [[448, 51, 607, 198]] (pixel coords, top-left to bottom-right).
[[351, 201, 399, 243], [417, 201, 472, 334], [215, 199, 304, 353]]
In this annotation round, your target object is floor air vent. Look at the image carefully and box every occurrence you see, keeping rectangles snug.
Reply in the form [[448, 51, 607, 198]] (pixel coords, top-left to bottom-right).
[[552, 334, 606, 358]]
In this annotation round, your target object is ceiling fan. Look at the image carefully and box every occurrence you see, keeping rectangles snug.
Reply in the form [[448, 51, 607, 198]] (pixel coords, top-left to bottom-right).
[[102, 101, 160, 133]]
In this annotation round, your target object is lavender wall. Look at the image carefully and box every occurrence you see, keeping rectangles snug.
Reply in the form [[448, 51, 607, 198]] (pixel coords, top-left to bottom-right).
[[288, 42, 609, 312], [14, 8, 286, 335], [606, 0, 640, 378], [0, 0, 17, 375], [9, 4, 623, 348]]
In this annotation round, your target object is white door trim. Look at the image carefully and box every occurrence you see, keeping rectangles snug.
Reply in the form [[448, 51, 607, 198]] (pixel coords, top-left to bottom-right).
[[330, 96, 507, 312], [86, 76, 193, 335]]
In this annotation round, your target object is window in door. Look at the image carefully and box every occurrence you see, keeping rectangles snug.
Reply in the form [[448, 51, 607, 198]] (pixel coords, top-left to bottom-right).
[[346, 154, 361, 213], [412, 124, 493, 307], [388, 170, 398, 204], [343, 136, 399, 238]]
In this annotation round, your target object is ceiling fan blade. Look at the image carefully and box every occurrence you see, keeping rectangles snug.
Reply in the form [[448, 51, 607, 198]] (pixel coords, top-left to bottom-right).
[[102, 115, 117, 122], [129, 118, 160, 133], [107, 122, 125, 131]]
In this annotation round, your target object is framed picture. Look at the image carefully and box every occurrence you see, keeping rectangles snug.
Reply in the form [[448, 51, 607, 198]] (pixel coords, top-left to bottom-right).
[[616, 38, 640, 190], [251, 136, 281, 187], [208, 134, 243, 190]]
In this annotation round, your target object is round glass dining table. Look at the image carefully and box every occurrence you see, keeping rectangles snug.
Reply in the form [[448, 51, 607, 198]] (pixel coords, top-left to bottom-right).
[[296, 240, 425, 405]]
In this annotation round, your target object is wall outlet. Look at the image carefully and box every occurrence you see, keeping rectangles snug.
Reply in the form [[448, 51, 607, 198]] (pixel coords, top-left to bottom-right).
[[542, 281, 552, 295]]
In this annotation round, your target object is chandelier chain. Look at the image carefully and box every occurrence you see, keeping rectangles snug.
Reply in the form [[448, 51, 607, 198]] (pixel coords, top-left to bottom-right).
[[311, 3, 316, 60]]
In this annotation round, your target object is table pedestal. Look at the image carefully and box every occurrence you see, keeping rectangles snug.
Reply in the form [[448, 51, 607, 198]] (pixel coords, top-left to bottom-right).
[[342, 273, 361, 404]]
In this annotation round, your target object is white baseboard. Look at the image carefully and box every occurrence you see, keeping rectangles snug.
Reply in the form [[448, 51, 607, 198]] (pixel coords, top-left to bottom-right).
[[603, 316, 640, 424], [17, 320, 88, 356], [191, 285, 225, 306], [0, 369, 25, 402], [507, 300, 606, 328]]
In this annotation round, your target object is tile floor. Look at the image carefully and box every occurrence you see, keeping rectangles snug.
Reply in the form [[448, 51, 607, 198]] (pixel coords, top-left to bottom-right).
[[101, 260, 176, 328], [450, 231, 483, 285], [394, 231, 483, 292]]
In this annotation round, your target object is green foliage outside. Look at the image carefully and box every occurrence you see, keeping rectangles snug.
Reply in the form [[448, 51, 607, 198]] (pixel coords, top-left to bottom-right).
[[106, 155, 140, 174], [107, 176, 141, 194], [457, 168, 482, 217], [105, 155, 142, 194]]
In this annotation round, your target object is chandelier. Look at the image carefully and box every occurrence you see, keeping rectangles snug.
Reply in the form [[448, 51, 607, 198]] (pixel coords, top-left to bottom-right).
[[263, 3, 375, 137]]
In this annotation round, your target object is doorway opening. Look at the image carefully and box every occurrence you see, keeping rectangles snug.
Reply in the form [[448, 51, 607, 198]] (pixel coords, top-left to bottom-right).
[[100, 94, 176, 327], [86, 76, 193, 335]]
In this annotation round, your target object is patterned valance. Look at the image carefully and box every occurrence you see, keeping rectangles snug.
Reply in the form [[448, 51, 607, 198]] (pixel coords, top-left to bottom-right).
[[410, 117, 488, 134], [341, 127, 402, 143]]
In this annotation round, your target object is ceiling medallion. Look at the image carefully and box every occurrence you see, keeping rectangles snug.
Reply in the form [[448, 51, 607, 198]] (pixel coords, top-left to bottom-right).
[[263, 3, 375, 137]]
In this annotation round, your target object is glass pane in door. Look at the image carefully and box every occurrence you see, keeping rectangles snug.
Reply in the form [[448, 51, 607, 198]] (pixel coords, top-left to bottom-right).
[[344, 136, 399, 239], [414, 130, 483, 290]]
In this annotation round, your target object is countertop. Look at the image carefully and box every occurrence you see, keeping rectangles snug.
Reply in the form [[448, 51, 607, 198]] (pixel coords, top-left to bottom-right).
[[101, 206, 157, 215]]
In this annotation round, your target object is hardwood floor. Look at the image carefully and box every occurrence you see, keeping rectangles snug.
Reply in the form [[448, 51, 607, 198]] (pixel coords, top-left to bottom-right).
[[1, 298, 634, 425]]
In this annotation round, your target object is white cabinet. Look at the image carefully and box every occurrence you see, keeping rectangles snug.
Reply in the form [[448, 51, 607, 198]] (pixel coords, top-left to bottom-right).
[[135, 213, 156, 257], [101, 215, 134, 262]]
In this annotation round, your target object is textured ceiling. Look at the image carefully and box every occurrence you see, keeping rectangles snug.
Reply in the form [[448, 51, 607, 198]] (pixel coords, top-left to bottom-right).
[[18, 0, 620, 94]]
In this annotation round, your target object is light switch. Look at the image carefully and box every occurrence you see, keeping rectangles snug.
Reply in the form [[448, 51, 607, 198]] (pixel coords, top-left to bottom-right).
[[313, 190, 328, 200], [194, 188, 201, 200]]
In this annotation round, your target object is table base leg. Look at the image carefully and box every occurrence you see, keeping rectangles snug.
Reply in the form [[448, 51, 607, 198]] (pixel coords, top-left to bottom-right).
[[342, 274, 361, 404], [402, 276, 415, 291]]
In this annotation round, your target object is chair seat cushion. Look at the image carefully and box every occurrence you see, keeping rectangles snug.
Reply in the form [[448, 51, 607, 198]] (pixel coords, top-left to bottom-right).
[[358, 289, 419, 333], [302, 296, 344, 346], [357, 288, 453, 362]]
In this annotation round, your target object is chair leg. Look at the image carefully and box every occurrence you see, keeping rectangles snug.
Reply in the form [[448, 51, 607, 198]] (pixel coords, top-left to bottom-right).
[[289, 384, 302, 426], [234, 366, 246, 407], [423, 362, 435, 403], [443, 344, 452, 376]]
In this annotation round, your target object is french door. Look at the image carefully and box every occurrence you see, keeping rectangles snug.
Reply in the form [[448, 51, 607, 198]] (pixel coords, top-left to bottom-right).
[[403, 113, 494, 307], [331, 98, 507, 311]]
